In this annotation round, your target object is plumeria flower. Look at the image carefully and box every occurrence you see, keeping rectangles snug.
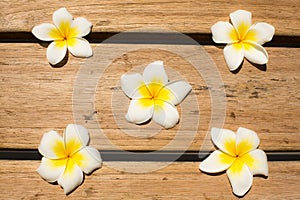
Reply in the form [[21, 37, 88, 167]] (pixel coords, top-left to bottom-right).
[[211, 10, 275, 71], [199, 127, 268, 197], [37, 124, 102, 194], [32, 8, 93, 65], [121, 61, 192, 129]]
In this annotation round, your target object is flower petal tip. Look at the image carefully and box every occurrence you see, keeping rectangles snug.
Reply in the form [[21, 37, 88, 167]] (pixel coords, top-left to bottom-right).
[[211, 21, 237, 44], [46, 41, 67, 65]]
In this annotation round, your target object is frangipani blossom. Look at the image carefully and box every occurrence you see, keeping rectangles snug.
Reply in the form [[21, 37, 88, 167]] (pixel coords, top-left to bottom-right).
[[37, 124, 102, 194], [199, 127, 268, 197], [121, 61, 192, 129], [32, 8, 93, 65], [211, 10, 275, 71]]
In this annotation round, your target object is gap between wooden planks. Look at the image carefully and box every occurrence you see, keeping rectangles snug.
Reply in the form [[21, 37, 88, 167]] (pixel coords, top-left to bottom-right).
[[0, 160, 299, 199], [0, 43, 299, 151], [0, 0, 299, 36]]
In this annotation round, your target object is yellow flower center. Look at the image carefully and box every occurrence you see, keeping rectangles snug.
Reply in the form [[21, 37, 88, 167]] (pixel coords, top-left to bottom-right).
[[52, 139, 68, 158], [219, 137, 256, 175], [137, 80, 173, 111], [229, 22, 258, 51], [50, 137, 86, 171], [236, 22, 250, 41], [48, 20, 79, 48]]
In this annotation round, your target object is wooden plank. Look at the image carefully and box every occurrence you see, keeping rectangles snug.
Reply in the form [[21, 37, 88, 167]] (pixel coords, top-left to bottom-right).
[[0, 0, 299, 36], [0, 44, 299, 150], [0, 160, 299, 199]]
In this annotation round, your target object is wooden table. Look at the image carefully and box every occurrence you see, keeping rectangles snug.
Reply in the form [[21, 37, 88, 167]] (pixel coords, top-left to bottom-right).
[[0, 1, 299, 199]]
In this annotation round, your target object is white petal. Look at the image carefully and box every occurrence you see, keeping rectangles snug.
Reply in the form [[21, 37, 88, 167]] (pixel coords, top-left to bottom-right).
[[241, 149, 268, 176], [236, 127, 260, 155], [199, 150, 236, 173], [71, 17, 92, 37], [125, 99, 154, 124], [46, 41, 67, 65], [163, 80, 192, 105], [152, 100, 179, 129], [67, 38, 93, 58], [37, 157, 67, 182], [223, 43, 244, 71], [72, 146, 102, 174], [57, 159, 83, 194], [120, 73, 146, 98], [230, 10, 252, 39], [143, 61, 168, 85], [243, 41, 268, 65], [211, 21, 238, 43], [211, 128, 236, 156], [64, 124, 90, 155], [38, 130, 66, 159], [32, 23, 62, 41], [227, 159, 253, 196], [53, 8, 73, 31], [246, 23, 275, 45]]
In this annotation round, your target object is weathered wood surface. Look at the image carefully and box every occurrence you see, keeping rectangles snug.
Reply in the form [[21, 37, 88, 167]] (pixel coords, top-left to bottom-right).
[[0, 0, 299, 36], [0, 160, 299, 200], [0, 44, 299, 150], [0, 1, 299, 199]]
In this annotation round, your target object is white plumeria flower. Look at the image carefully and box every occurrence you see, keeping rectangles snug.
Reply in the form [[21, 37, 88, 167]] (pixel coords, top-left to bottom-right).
[[37, 124, 102, 194], [199, 127, 268, 197], [121, 61, 192, 129], [211, 10, 275, 71], [32, 8, 93, 65]]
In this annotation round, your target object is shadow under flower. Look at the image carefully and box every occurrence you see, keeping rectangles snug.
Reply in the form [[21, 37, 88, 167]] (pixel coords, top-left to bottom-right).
[[50, 52, 69, 68], [37, 42, 69, 68], [231, 60, 244, 74], [231, 60, 267, 74], [249, 62, 267, 72], [38, 42, 49, 48]]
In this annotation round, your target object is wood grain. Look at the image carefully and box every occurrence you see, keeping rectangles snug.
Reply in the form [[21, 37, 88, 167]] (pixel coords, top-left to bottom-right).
[[0, 160, 299, 199], [0, 1, 299, 199], [0, 43, 299, 150], [0, 0, 299, 36]]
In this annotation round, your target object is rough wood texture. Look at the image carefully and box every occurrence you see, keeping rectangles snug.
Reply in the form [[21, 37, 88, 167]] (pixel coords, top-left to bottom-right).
[[0, 44, 299, 150], [0, 0, 299, 36], [0, 1, 299, 198], [0, 160, 299, 199]]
